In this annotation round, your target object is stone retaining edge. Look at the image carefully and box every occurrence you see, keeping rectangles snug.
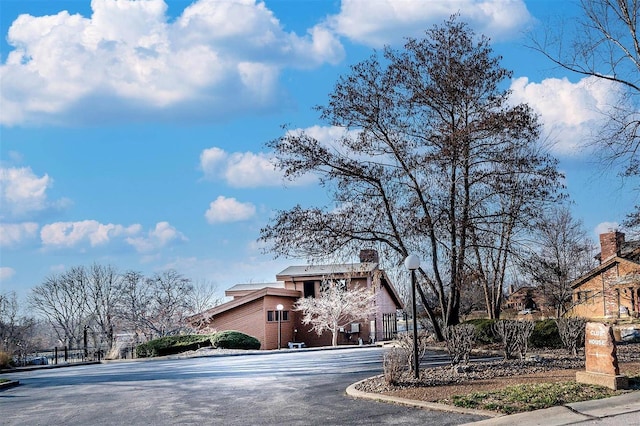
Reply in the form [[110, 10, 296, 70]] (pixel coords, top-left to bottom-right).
[[345, 375, 501, 419], [0, 380, 19, 390]]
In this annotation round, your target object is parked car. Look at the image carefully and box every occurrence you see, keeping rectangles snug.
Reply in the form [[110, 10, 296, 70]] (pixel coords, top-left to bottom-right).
[[25, 356, 48, 366]]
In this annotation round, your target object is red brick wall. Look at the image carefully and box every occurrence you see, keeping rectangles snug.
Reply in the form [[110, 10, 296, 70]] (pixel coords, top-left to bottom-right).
[[600, 231, 624, 262]]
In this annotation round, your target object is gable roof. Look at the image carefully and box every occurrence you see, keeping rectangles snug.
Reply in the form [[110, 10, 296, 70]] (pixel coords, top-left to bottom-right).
[[571, 256, 640, 289], [186, 286, 301, 324], [276, 262, 379, 280], [226, 282, 284, 294]]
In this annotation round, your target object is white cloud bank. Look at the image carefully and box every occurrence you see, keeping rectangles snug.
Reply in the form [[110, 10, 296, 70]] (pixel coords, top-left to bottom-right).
[[126, 221, 187, 253], [326, 0, 532, 47], [509, 76, 624, 156], [200, 147, 284, 187], [1, 0, 344, 126], [205, 196, 256, 223], [40, 220, 185, 252], [0, 222, 39, 248], [0, 167, 52, 218]]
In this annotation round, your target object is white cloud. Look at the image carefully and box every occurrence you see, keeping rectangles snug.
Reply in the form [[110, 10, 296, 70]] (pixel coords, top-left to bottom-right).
[[200, 147, 289, 187], [125, 221, 187, 253], [509, 76, 622, 156], [594, 221, 620, 237], [205, 196, 256, 223], [40, 220, 140, 248], [1, 0, 344, 126], [200, 147, 229, 180], [0, 222, 39, 247], [0, 267, 16, 281], [326, 0, 532, 47], [0, 167, 52, 218]]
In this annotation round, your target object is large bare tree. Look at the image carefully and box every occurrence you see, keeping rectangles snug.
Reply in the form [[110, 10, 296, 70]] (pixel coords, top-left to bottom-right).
[[531, 0, 640, 224], [29, 267, 88, 347], [261, 17, 563, 340], [84, 263, 122, 350]]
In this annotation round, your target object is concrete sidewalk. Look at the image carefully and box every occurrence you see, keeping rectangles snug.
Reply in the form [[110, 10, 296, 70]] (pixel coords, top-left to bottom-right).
[[461, 391, 640, 425]]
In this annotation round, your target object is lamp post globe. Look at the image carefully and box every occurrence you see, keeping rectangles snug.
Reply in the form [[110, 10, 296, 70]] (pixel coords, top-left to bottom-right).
[[404, 254, 421, 379], [404, 253, 420, 270]]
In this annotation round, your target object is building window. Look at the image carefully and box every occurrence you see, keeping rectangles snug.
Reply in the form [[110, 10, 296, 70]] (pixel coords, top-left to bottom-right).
[[303, 281, 315, 298], [267, 310, 289, 322], [576, 290, 593, 304]]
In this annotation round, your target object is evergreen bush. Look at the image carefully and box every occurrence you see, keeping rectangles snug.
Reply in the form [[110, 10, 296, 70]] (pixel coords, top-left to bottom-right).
[[136, 335, 213, 358], [210, 330, 261, 350], [530, 319, 563, 349], [464, 319, 499, 344]]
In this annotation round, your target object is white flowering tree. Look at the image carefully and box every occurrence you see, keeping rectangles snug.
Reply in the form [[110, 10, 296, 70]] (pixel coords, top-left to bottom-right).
[[295, 280, 376, 346]]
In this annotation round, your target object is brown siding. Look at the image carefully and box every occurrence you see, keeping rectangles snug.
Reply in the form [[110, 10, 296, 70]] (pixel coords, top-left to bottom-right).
[[212, 298, 266, 346]]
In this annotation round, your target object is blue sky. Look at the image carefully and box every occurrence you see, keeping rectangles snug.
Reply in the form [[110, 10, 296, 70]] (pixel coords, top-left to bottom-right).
[[1, 0, 636, 303]]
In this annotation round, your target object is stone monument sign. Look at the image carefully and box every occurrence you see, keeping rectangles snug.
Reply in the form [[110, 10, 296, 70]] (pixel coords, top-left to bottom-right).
[[576, 322, 628, 390]]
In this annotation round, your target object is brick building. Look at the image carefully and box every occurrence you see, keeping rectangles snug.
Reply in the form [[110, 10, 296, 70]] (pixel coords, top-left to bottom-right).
[[504, 286, 551, 313], [186, 251, 403, 349], [569, 231, 640, 319]]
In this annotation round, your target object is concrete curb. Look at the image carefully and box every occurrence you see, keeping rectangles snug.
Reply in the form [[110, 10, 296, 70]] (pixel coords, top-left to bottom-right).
[[0, 380, 19, 390], [345, 375, 500, 419], [1, 361, 100, 374], [103, 342, 378, 363]]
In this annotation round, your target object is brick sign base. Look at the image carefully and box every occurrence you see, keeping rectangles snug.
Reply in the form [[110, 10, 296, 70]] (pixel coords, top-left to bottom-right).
[[576, 322, 628, 390]]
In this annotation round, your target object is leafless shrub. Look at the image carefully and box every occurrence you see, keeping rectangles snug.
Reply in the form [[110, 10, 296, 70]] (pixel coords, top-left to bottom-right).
[[555, 317, 586, 356], [383, 347, 408, 385], [493, 320, 534, 360], [395, 331, 431, 374], [444, 324, 476, 365]]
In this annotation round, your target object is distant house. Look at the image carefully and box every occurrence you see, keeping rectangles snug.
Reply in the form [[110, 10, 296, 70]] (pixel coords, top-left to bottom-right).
[[186, 250, 404, 350], [569, 231, 640, 319], [503, 286, 551, 313]]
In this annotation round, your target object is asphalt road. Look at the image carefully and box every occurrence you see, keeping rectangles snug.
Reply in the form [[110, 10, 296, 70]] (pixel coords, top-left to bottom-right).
[[1, 347, 489, 425]]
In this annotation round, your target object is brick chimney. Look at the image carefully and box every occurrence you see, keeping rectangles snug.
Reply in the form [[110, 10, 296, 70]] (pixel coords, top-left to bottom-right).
[[359, 249, 379, 263], [599, 231, 625, 262]]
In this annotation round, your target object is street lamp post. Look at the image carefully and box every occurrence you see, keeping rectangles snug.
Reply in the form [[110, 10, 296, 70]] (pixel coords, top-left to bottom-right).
[[404, 254, 421, 379], [276, 303, 284, 350]]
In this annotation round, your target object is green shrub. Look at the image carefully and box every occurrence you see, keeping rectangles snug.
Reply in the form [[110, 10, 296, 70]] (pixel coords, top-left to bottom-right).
[[464, 319, 499, 344], [530, 319, 562, 349], [136, 334, 213, 358], [210, 330, 261, 350]]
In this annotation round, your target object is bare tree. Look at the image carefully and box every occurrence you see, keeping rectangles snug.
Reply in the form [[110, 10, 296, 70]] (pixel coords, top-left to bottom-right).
[[85, 263, 122, 350], [295, 279, 376, 346], [118, 270, 154, 343], [145, 269, 194, 337], [187, 279, 223, 316], [28, 267, 88, 347], [530, 0, 640, 224], [518, 206, 596, 317], [261, 16, 563, 339], [0, 291, 36, 357]]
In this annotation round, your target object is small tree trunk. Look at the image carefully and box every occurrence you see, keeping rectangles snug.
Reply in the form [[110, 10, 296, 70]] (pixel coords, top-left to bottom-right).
[[331, 324, 339, 346]]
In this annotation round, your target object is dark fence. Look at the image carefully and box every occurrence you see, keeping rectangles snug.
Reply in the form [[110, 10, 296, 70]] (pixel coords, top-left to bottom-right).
[[14, 345, 107, 367]]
